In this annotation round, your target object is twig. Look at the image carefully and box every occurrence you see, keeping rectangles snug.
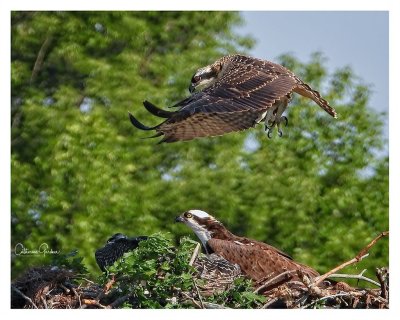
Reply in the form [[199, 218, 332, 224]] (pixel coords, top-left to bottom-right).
[[30, 36, 53, 83], [82, 277, 96, 285], [11, 286, 38, 309], [356, 232, 388, 260], [313, 231, 389, 287], [70, 287, 81, 308], [328, 273, 380, 287], [262, 297, 279, 309], [203, 302, 229, 309], [60, 283, 70, 294], [182, 292, 202, 309], [40, 296, 47, 309], [81, 299, 107, 309], [104, 274, 116, 294], [375, 267, 389, 300], [192, 279, 204, 309], [301, 292, 352, 309], [189, 243, 201, 266], [187, 242, 203, 308], [314, 254, 369, 287], [253, 270, 296, 294], [96, 274, 116, 301]]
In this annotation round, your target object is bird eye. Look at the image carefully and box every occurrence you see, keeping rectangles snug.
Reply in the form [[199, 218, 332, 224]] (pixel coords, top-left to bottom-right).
[[184, 212, 193, 218], [192, 75, 200, 83]]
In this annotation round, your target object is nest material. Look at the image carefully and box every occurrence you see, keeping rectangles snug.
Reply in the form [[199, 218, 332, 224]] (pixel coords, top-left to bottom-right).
[[11, 264, 389, 309], [11, 266, 104, 309]]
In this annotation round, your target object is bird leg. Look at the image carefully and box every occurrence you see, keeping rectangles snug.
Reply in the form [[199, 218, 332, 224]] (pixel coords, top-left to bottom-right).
[[264, 98, 289, 138], [263, 108, 276, 138], [266, 116, 288, 138], [277, 116, 288, 137]]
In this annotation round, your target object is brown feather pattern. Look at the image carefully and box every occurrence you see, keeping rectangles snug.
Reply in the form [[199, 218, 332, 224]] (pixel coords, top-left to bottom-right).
[[182, 213, 319, 284], [129, 54, 337, 142]]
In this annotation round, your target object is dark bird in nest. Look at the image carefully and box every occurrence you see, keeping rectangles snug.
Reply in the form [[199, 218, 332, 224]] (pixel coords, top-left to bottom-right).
[[95, 233, 148, 272]]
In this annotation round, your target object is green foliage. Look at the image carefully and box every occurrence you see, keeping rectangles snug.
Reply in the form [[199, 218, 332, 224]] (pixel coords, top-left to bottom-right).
[[51, 249, 88, 275], [11, 10, 388, 289], [42, 233, 266, 308], [96, 233, 267, 308], [102, 234, 196, 308], [205, 277, 266, 309]]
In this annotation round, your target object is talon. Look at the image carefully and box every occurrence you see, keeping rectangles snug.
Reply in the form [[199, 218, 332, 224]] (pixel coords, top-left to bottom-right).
[[267, 130, 273, 139], [278, 128, 283, 137], [265, 122, 273, 131], [264, 122, 273, 131], [281, 116, 288, 127]]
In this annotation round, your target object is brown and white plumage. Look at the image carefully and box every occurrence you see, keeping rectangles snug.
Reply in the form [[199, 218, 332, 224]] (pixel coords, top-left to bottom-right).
[[193, 253, 242, 295], [176, 210, 319, 287], [129, 54, 337, 142]]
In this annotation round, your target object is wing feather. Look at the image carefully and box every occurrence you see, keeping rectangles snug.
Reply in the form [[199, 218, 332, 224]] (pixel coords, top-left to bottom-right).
[[129, 55, 328, 142], [207, 238, 319, 283]]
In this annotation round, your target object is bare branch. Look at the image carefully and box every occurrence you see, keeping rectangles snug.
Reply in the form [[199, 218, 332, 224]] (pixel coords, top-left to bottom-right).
[[301, 292, 352, 309], [189, 243, 201, 267], [203, 302, 230, 309], [81, 298, 107, 309], [328, 273, 380, 287], [313, 231, 388, 287], [356, 231, 389, 261], [375, 267, 389, 300], [254, 270, 296, 294]]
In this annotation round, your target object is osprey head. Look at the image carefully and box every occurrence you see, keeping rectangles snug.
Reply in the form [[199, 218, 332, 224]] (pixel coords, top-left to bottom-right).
[[175, 209, 217, 250], [189, 61, 223, 93]]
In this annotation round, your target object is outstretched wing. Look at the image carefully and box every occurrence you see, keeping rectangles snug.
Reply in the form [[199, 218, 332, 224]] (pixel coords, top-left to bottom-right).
[[129, 58, 298, 142], [207, 238, 319, 283], [129, 55, 336, 142]]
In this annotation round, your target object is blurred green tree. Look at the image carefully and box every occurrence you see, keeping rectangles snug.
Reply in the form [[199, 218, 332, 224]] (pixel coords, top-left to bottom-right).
[[11, 12, 388, 282]]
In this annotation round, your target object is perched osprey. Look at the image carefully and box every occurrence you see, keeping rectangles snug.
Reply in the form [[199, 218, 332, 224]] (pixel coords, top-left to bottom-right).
[[129, 54, 337, 142], [175, 210, 319, 285], [95, 233, 148, 271]]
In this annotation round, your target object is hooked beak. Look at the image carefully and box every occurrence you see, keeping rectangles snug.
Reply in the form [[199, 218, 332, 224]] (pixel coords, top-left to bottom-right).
[[189, 83, 196, 93], [175, 216, 185, 223]]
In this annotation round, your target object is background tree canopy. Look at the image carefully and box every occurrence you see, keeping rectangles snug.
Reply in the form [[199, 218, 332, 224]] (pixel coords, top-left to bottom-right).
[[11, 11, 388, 281]]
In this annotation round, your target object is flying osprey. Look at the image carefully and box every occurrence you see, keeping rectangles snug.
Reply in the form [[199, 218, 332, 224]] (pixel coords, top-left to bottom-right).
[[175, 210, 319, 285], [95, 233, 148, 271], [129, 54, 337, 142]]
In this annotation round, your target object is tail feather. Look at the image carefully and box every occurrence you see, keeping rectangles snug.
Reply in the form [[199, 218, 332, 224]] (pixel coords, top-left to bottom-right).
[[293, 83, 337, 118]]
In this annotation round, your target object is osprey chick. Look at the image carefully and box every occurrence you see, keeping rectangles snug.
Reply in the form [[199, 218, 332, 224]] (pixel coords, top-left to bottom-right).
[[95, 233, 148, 272], [129, 54, 337, 142], [176, 209, 319, 287]]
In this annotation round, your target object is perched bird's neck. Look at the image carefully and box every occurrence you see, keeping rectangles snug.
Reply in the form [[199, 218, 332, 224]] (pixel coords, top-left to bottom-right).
[[206, 220, 237, 241]]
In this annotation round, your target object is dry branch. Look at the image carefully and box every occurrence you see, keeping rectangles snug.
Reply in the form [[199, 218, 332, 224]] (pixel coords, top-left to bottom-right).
[[189, 243, 201, 267], [314, 231, 388, 287], [254, 270, 296, 294], [328, 272, 380, 287]]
